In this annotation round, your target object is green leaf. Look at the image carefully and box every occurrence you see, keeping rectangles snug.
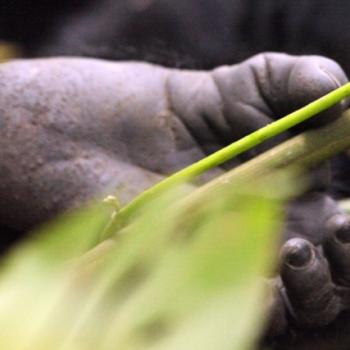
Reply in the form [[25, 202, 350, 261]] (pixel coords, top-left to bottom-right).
[[0, 174, 288, 350]]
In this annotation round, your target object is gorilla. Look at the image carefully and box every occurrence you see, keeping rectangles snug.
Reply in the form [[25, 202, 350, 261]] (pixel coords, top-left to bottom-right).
[[3, 0, 350, 73], [2, 1, 350, 349]]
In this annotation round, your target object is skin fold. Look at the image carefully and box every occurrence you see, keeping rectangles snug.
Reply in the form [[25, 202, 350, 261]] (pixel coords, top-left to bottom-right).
[[1, 52, 350, 349]]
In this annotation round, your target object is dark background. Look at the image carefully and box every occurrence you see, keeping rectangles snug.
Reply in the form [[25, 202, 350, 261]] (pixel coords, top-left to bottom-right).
[[1, 0, 350, 71]]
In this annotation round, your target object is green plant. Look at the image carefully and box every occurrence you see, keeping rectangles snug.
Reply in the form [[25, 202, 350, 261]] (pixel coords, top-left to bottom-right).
[[0, 177, 286, 350], [2, 84, 350, 350], [115, 83, 350, 227]]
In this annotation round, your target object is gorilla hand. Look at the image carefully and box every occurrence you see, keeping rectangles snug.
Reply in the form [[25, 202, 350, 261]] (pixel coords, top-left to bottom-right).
[[0, 54, 349, 348], [1, 53, 345, 232], [265, 205, 350, 350]]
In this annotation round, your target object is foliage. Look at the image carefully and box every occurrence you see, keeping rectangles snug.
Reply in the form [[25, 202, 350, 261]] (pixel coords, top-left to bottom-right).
[[116, 84, 350, 225], [0, 176, 288, 350]]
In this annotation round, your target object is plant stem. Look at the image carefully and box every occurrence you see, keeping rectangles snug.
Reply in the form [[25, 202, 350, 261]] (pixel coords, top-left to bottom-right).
[[100, 110, 350, 250], [181, 110, 350, 212], [114, 83, 350, 227]]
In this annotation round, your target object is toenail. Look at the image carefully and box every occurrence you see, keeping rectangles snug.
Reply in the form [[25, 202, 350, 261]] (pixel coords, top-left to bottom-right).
[[284, 241, 313, 268]]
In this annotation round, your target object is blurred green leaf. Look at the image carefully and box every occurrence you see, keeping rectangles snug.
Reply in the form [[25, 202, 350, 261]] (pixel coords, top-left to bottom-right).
[[0, 174, 290, 350]]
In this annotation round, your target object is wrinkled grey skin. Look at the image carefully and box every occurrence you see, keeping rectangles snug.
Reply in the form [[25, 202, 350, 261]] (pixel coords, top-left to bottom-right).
[[1, 52, 350, 349]]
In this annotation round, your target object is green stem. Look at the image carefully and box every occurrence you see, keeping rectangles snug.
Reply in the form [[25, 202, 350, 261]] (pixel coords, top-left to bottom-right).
[[89, 110, 350, 259], [115, 82, 350, 226], [181, 110, 350, 213]]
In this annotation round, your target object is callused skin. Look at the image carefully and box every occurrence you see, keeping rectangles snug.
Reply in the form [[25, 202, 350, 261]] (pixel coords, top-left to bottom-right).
[[0, 53, 350, 349]]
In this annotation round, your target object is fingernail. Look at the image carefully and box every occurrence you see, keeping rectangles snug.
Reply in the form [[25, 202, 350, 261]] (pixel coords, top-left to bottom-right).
[[283, 240, 313, 268]]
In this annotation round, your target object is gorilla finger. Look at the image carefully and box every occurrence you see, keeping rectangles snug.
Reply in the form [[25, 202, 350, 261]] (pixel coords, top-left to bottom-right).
[[324, 214, 350, 286], [286, 55, 349, 129], [281, 238, 340, 327], [241, 53, 348, 128], [263, 278, 288, 339]]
